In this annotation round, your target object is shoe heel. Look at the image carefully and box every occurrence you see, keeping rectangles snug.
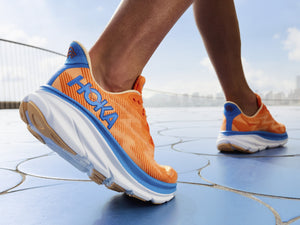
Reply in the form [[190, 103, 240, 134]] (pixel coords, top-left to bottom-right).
[[19, 90, 176, 204], [19, 101, 76, 156], [19, 100, 127, 195], [89, 169, 126, 193]]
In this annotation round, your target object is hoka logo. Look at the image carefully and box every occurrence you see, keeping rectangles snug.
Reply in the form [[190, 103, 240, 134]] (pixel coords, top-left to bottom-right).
[[67, 47, 77, 59], [67, 75, 118, 129]]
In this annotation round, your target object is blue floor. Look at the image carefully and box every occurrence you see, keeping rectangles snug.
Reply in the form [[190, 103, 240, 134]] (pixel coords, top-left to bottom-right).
[[0, 107, 300, 225]]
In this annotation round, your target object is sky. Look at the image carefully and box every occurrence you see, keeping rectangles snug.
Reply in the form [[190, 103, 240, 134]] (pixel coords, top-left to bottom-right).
[[0, 0, 300, 96]]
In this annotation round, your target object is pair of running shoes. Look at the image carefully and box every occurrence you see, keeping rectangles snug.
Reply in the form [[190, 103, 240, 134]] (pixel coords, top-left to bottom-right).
[[19, 41, 288, 204]]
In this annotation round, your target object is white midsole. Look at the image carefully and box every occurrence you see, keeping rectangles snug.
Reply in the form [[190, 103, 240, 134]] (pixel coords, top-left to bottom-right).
[[217, 133, 288, 153], [24, 89, 174, 203]]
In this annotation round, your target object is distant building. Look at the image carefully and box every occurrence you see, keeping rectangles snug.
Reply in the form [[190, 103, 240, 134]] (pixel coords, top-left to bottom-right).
[[297, 76, 300, 90], [287, 75, 300, 105]]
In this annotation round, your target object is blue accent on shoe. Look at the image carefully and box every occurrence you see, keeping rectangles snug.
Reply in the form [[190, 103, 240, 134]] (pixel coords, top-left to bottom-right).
[[221, 130, 288, 141], [223, 102, 242, 131], [39, 85, 177, 195], [65, 41, 89, 66], [47, 64, 89, 85], [47, 41, 90, 85], [67, 75, 118, 129]]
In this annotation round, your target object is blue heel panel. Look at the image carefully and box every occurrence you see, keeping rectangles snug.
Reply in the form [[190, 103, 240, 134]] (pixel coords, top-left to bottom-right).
[[47, 41, 89, 85], [65, 41, 89, 66], [223, 102, 242, 131]]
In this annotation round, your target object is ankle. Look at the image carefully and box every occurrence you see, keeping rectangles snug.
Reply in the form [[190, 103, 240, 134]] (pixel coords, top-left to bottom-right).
[[226, 91, 258, 116], [89, 49, 137, 92]]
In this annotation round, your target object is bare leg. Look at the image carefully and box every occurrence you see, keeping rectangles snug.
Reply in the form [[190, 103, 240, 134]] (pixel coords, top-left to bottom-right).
[[193, 0, 258, 115], [90, 0, 193, 92]]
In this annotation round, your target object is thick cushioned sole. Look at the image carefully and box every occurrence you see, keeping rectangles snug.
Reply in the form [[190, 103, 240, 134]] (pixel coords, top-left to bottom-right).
[[216, 133, 288, 153], [19, 89, 175, 204]]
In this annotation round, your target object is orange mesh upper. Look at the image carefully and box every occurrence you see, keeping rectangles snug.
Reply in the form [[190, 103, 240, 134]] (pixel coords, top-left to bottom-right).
[[221, 95, 286, 134], [52, 67, 177, 183]]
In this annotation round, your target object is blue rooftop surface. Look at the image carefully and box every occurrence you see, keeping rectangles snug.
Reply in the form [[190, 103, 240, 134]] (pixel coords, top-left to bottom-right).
[[0, 106, 300, 225]]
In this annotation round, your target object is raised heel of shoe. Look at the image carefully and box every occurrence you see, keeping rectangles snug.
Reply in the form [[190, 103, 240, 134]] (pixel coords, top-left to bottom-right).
[[20, 101, 77, 155], [19, 89, 175, 204]]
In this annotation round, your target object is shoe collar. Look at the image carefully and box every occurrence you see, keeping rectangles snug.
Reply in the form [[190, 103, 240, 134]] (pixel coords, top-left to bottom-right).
[[133, 76, 146, 94], [72, 41, 145, 95], [225, 93, 264, 118]]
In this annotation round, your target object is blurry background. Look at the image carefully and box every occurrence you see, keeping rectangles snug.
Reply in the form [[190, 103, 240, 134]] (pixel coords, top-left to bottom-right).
[[0, 0, 300, 108]]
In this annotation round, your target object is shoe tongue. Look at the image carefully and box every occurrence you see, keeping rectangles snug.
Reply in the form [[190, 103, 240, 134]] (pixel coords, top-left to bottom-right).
[[133, 76, 146, 94]]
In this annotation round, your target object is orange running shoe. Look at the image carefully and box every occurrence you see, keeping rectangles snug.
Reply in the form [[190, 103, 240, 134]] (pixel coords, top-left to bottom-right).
[[217, 95, 288, 153], [19, 41, 177, 204]]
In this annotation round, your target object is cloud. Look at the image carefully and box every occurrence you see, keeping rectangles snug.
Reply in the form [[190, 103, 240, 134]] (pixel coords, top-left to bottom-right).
[[283, 27, 300, 62], [0, 0, 52, 47], [200, 57, 215, 74], [196, 56, 295, 95], [241, 58, 294, 94], [0, 23, 47, 47], [150, 57, 221, 95], [96, 6, 104, 12], [273, 33, 280, 39]]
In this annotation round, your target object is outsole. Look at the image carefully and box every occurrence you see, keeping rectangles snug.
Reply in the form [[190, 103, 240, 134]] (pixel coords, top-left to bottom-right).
[[217, 143, 253, 154], [217, 134, 287, 154], [19, 101, 149, 202]]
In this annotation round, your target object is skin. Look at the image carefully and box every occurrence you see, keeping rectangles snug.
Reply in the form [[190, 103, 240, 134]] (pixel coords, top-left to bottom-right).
[[89, 0, 258, 116]]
